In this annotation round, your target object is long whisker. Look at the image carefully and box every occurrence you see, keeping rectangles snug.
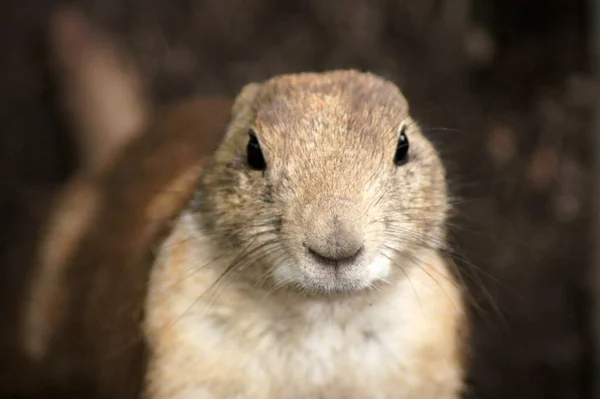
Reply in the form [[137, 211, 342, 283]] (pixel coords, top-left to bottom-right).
[[379, 250, 424, 314], [378, 223, 511, 328], [162, 237, 282, 331]]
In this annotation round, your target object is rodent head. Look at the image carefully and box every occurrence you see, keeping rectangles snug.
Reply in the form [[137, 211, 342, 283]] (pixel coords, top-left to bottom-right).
[[195, 70, 449, 295]]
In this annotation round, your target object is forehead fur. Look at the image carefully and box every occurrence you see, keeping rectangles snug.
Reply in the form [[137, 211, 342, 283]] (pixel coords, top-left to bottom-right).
[[251, 71, 409, 153]]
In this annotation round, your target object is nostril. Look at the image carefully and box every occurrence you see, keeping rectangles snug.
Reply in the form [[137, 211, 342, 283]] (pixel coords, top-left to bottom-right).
[[308, 246, 363, 267]]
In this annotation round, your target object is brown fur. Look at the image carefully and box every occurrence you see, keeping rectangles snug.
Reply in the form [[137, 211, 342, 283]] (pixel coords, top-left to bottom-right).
[[25, 175, 102, 362], [144, 71, 467, 398], [199, 71, 449, 295], [21, 7, 466, 398], [47, 6, 150, 173], [29, 97, 232, 397], [20, 7, 233, 397]]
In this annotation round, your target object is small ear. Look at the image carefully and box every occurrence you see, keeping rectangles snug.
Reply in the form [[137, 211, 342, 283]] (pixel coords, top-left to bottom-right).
[[48, 6, 150, 173], [231, 82, 262, 120]]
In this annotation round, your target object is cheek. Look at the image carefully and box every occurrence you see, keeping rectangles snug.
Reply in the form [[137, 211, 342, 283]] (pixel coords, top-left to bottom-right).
[[211, 176, 262, 224], [272, 261, 304, 285], [365, 252, 393, 281], [368, 178, 429, 247]]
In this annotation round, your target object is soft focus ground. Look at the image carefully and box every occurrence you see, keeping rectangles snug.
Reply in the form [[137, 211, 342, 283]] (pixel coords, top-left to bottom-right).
[[0, 0, 594, 398]]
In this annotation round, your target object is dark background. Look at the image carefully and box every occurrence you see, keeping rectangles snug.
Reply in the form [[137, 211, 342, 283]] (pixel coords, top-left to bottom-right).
[[0, 0, 595, 398]]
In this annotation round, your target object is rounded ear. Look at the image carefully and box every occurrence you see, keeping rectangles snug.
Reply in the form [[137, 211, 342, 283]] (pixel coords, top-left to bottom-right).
[[231, 82, 262, 120]]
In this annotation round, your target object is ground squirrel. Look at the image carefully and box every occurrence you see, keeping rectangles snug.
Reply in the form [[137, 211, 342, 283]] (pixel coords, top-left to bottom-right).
[[21, 8, 468, 399]]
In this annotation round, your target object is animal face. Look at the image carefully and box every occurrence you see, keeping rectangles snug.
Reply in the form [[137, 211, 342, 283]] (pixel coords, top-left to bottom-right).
[[196, 71, 448, 294]]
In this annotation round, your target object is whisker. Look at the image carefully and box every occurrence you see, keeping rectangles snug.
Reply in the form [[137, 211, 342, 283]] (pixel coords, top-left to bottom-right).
[[382, 244, 459, 313], [163, 238, 283, 331], [380, 250, 424, 315], [378, 223, 511, 328], [158, 228, 280, 292]]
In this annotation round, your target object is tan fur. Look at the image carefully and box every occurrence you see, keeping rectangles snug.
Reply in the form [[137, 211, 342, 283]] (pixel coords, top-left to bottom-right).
[[23, 8, 466, 397], [22, 96, 231, 397], [21, 12, 232, 390], [48, 6, 149, 172], [24, 6, 147, 366], [146, 212, 464, 399], [144, 71, 467, 398], [24, 175, 101, 360]]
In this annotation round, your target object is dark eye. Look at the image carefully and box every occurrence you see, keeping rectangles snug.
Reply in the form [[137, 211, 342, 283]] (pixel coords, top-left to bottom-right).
[[247, 129, 266, 170], [393, 125, 409, 166]]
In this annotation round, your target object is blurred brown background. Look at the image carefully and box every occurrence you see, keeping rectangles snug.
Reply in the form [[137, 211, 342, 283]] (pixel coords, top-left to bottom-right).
[[0, 0, 595, 398]]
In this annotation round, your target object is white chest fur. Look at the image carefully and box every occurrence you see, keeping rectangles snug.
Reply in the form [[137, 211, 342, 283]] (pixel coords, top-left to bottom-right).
[[144, 212, 464, 399]]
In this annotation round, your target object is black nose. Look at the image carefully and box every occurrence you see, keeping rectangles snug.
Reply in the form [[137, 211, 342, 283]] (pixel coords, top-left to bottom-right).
[[308, 245, 364, 267]]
